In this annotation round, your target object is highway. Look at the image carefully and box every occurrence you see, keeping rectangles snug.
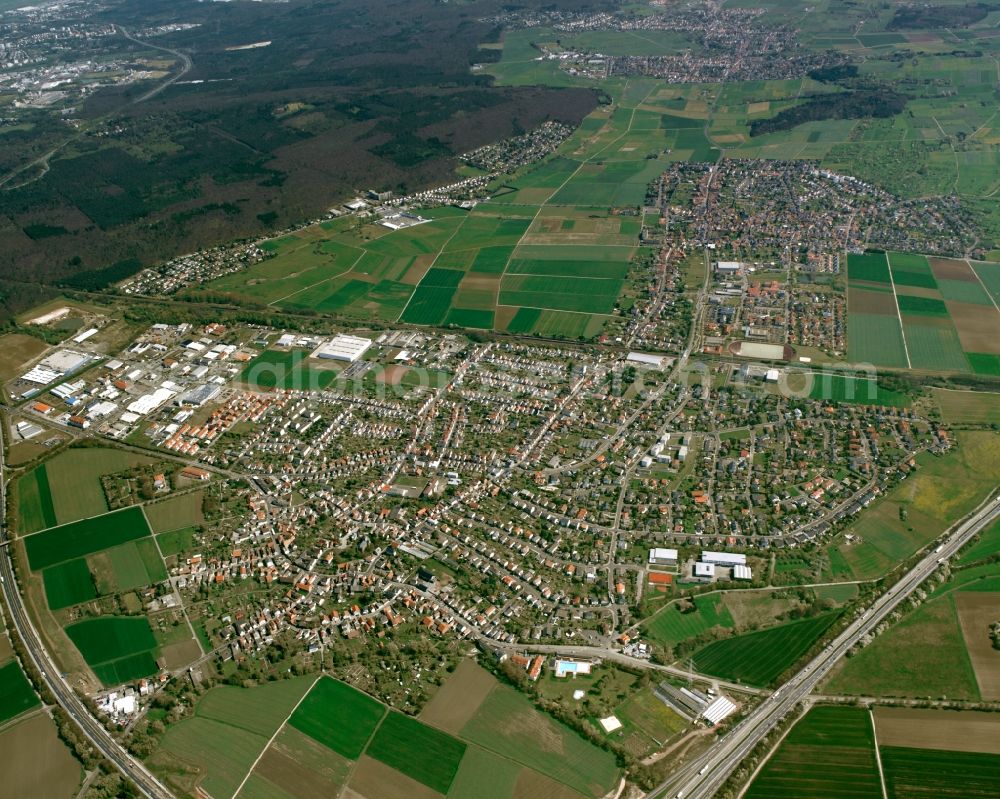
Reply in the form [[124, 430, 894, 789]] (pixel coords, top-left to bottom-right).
[[645, 491, 1000, 799], [0, 422, 176, 799]]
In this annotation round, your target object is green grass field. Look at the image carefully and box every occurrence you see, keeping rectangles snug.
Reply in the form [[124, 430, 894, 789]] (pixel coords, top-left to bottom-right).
[[808, 374, 909, 407], [847, 252, 891, 284], [19, 449, 153, 529], [881, 746, 1000, 798], [16, 466, 55, 533], [643, 594, 735, 645], [690, 613, 839, 686], [958, 518, 1000, 565], [824, 591, 980, 700], [24, 506, 153, 571], [145, 492, 205, 534], [0, 661, 40, 725], [64, 616, 158, 686], [460, 683, 620, 798], [446, 745, 522, 799], [288, 676, 385, 759], [831, 432, 1000, 580], [366, 711, 467, 794], [746, 707, 881, 799], [42, 558, 96, 609], [157, 678, 314, 799]]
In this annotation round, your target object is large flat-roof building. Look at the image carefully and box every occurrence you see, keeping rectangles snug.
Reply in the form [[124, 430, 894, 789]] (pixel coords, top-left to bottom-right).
[[648, 547, 678, 566], [312, 334, 373, 363], [702, 551, 747, 566]]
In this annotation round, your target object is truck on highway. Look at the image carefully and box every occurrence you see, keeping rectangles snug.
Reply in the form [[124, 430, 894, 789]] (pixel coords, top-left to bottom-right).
[[934, 544, 944, 553]]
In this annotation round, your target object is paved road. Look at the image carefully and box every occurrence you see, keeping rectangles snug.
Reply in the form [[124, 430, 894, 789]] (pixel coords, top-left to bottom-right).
[[0, 422, 176, 799], [646, 491, 1000, 799], [118, 27, 193, 103]]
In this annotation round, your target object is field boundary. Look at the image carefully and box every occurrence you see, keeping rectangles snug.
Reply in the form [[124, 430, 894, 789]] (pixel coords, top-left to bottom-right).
[[231, 674, 321, 799], [885, 252, 912, 368], [870, 709, 888, 799]]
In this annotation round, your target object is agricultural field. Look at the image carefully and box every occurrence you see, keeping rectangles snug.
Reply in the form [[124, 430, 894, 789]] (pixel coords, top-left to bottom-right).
[[154, 677, 314, 799], [64, 616, 159, 686], [828, 432, 1000, 580], [807, 373, 909, 407], [0, 659, 40, 724], [459, 680, 621, 798], [846, 252, 1000, 373], [144, 491, 205, 534], [288, 676, 385, 759], [17, 448, 155, 532], [24, 505, 153, 571], [418, 658, 497, 734], [689, 612, 839, 686], [881, 747, 1000, 799], [642, 593, 734, 645], [823, 571, 991, 700], [932, 388, 1000, 425], [874, 708, 1000, 755], [0, 713, 82, 799], [240, 725, 351, 799], [745, 706, 882, 799], [200, 72, 689, 341], [157, 667, 619, 799], [41, 558, 96, 609], [366, 712, 467, 794], [0, 332, 48, 382]]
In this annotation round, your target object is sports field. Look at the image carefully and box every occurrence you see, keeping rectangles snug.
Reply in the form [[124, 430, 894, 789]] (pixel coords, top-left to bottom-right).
[[64, 616, 158, 686], [24, 506, 153, 571], [0, 660, 40, 724], [690, 612, 838, 686], [746, 706, 881, 799], [846, 251, 1000, 373]]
